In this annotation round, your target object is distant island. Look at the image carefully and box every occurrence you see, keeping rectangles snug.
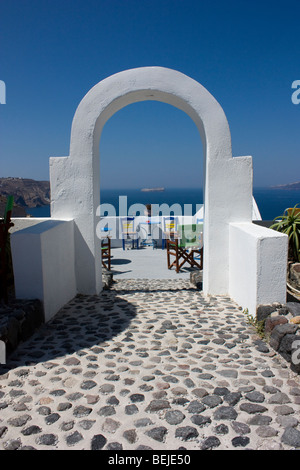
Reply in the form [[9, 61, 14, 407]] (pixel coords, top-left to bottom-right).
[[141, 187, 165, 192], [271, 181, 300, 190], [0, 177, 50, 216]]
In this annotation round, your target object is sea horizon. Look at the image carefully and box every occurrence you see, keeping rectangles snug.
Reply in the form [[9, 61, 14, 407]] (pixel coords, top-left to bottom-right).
[[26, 186, 300, 222]]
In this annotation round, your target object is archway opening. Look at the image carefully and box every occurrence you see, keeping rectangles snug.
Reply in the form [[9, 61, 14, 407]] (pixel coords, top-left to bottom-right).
[[16, 67, 282, 321], [50, 67, 250, 298], [99, 100, 204, 280]]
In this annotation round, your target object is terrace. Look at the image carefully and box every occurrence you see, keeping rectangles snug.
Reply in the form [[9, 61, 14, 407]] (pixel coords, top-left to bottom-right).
[[99, 201, 260, 282], [108, 246, 192, 280]]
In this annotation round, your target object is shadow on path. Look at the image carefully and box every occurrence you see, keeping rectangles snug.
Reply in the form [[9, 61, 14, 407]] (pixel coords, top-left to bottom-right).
[[0, 289, 137, 371]]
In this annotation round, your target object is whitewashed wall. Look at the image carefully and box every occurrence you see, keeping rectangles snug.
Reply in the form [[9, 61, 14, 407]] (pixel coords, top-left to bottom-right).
[[229, 223, 288, 315], [11, 219, 76, 321]]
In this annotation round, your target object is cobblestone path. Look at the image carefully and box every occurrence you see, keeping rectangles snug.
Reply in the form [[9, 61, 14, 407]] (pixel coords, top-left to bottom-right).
[[0, 279, 300, 450]]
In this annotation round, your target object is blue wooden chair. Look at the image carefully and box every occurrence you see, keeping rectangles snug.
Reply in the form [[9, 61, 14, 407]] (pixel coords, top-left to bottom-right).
[[120, 217, 139, 250], [101, 236, 111, 270]]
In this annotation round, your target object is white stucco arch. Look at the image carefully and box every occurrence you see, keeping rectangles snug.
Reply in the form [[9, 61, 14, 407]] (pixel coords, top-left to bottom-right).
[[12, 66, 288, 322], [49, 66, 253, 296]]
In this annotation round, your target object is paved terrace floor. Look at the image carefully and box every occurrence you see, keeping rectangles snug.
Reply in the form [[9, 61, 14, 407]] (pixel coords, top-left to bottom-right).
[[0, 247, 300, 451], [109, 245, 194, 279]]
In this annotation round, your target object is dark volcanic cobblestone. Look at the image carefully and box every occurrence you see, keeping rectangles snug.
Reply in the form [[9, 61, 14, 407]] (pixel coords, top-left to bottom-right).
[[0, 278, 300, 450]]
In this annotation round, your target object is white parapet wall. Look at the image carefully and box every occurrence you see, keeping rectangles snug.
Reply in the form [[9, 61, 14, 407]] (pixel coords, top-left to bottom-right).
[[10, 217, 50, 234], [229, 222, 288, 317], [11, 219, 77, 322], [97, 215, 196, 248]]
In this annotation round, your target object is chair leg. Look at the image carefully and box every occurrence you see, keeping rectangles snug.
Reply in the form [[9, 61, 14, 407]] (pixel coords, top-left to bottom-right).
[[176, 246, 180, 273], [107, 238, 111, 270], [167, 242, 171, 269]]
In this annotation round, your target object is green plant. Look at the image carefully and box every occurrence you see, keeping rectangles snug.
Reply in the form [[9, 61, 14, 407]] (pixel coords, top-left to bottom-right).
[[270, 204, 300, 262], [243, 308, 266, 339]]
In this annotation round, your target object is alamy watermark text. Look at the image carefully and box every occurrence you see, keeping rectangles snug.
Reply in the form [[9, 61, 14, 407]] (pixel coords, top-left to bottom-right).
[[0, 80, 6, 104], [291, 80, 300, 105]]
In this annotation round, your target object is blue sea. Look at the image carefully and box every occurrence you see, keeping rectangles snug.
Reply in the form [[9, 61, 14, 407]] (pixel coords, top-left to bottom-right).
[[26, 187, 300, 221]]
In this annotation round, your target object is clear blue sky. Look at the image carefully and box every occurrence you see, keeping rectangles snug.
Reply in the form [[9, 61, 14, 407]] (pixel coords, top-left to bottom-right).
[[1, 0, 299, 189]]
